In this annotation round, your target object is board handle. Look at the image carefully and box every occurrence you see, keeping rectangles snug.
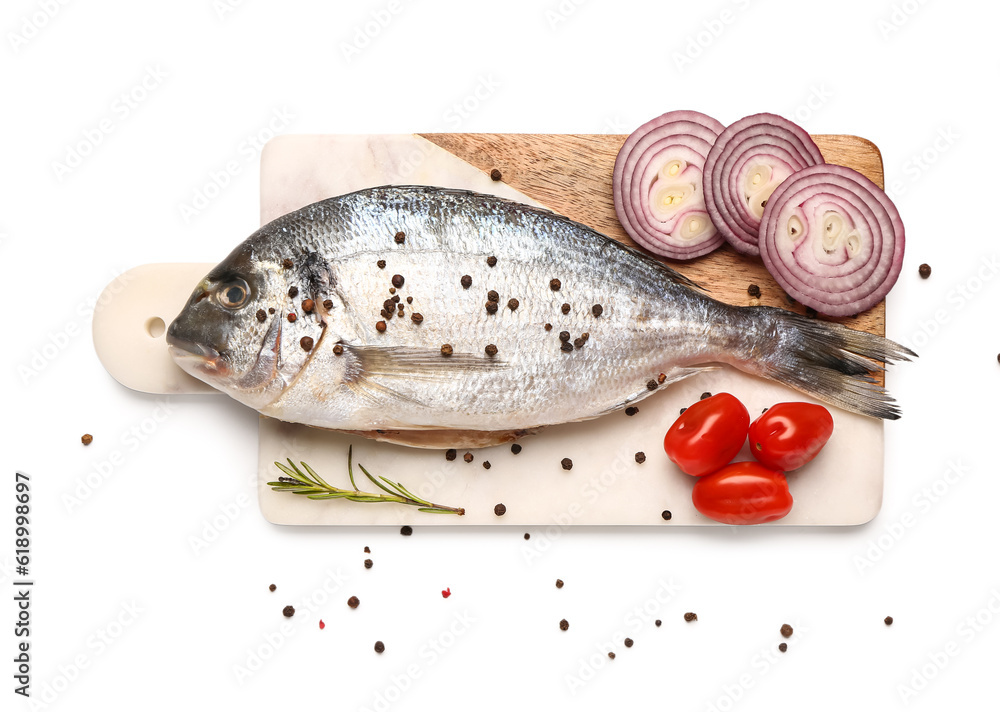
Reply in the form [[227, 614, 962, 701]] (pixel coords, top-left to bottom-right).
[[92, 263, 220, 395]]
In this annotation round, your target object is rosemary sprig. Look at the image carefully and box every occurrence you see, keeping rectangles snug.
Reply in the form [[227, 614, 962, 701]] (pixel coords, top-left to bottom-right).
[[268, 445, 465, 516]]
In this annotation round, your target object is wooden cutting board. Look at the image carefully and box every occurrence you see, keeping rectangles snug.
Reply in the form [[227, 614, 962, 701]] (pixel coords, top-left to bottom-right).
[[421, 133, 886, 340]]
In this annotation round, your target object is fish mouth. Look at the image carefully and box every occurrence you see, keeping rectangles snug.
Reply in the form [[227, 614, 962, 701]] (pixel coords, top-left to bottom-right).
[[166, 332, 231, 377]]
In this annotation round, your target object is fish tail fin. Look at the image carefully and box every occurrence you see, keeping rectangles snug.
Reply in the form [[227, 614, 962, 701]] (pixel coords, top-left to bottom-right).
[[728, 306, 916, 420]]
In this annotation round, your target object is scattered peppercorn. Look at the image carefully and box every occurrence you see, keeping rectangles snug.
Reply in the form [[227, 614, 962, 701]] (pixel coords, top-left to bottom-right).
[[560, 342, 573, 352], [391, 275, 404, 289], [679, 407, 687, 414], [561, 458, 573, 471], [884, 616, 894, 626], [544, 323, 552, 331], [624, 638, 634, 648], [348, 596, 360, 609], [485, 344, 498, 356], [256, 309, 267, 322], [377, 259, 386, 269], [461, 275, 472, 289], [411, 313, 424, 324], [406, 296, 413, 304], [662, 510, 672, 521], [446, 449, 457, 461], [635, 452, 646, 464], [561, 303, 571, 314], [441, 344, 453, 356], [490, 168, 502, 181], [573, 337, 585, 348], [288, 286, 298, 298], [400, 526, 413, 536], [655, 619, 662, 627], [511, 444, 522, 454], [464, 452, 474, 463], [625, 406, 639, 416], [487, 255, 497, 267], [81, 433, 93, 445], [376, 320, 387, 332], [748, 284, 761, 298], [364, 546, 370, 553], [268, 307, 275, 314], [383, 298, 395, 311], [549, 278, 561, 291], [482, 460, 491, 470], [684, 612, 697, 622], [700, 392, 712, 400], [558, 331, 570, 342], [919, 263, 931, 278], [394, 231, 405, 244], [555, 579, 564, 589], [364, 559, 373, 569], [559, 619, 569, 631], [608, 652, 616, 660], [301, 299, 314, 313], [646, 379, 658, 390], [487, 290, 499, 302], [485, 301, 498, 314], [523, 533, 530, 540], [287, 313, 297, 323], [282, 258, 293, 269], [657, 373, 666, 384], [283, 605, 295, 617], [494, 503, 506, 516], [374, 641, 385, 653], [780, 624, 793, 638], [778, 642, 787, 653], [507, 298, 519, 311], [269, 584, 276, 592], [333, 344, 344, 355], [300, 336, 314, 352], [592, 304, 603, 317], [323, 299, 333, 310]]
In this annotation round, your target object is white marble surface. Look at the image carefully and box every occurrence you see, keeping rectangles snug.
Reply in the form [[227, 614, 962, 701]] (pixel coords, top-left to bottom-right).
[[254, 135, 883, 526]]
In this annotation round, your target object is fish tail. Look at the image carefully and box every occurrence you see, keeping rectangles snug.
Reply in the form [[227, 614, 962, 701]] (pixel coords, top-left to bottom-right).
[[727, 306, 916, 420]]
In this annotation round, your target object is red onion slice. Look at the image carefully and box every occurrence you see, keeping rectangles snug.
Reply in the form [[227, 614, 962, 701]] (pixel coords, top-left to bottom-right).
[[758, 164, 905, 317], [613, 110, 725, 260], [704, 113, 825, 256]]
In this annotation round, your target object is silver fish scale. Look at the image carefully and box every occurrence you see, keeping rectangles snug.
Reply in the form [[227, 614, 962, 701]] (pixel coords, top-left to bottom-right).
[[253, 187, 721, 430]]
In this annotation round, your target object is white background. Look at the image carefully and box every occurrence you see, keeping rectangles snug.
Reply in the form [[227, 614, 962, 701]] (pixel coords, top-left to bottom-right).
[[3, 0, 998, 710]]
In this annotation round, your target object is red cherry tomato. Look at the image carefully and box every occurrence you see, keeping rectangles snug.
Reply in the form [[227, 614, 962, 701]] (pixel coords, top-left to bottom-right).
[[691, 462, 792, 525], [663, 393, 750, 476], [748, 402, 834, 471]]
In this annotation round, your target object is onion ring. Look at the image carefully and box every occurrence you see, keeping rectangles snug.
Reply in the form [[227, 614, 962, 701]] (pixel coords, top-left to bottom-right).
[[758, 164, 905, 316], [704, 113, 825, 256], [613, 110, 725, 260]]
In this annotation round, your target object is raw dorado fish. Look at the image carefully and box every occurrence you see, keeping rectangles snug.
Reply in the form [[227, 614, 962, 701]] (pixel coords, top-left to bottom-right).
[[166, 186, 912, 448]]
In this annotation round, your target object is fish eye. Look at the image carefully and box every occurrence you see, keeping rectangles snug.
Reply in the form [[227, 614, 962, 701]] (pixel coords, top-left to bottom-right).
[[217, 279, 249, 309]]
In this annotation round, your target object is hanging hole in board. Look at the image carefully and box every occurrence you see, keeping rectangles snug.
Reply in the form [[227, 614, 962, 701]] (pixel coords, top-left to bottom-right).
[[145, 316, 166, 338]]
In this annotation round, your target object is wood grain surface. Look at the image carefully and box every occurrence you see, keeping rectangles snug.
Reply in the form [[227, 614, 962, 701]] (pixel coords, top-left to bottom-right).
[[420, 133, 886, 343]]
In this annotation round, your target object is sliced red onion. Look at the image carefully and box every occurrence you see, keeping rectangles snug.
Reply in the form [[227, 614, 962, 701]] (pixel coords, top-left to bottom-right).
[[704, 113, 825, 256], [613, 110, 725, 260], [758, 164, 905, 317]]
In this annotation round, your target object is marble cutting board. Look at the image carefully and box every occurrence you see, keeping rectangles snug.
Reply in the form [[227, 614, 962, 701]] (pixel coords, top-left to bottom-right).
[[93, 133, 890, 527]]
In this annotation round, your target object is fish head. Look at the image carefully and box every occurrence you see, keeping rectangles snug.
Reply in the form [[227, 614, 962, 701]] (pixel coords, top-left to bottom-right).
[[167, 242, 290, 408]]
